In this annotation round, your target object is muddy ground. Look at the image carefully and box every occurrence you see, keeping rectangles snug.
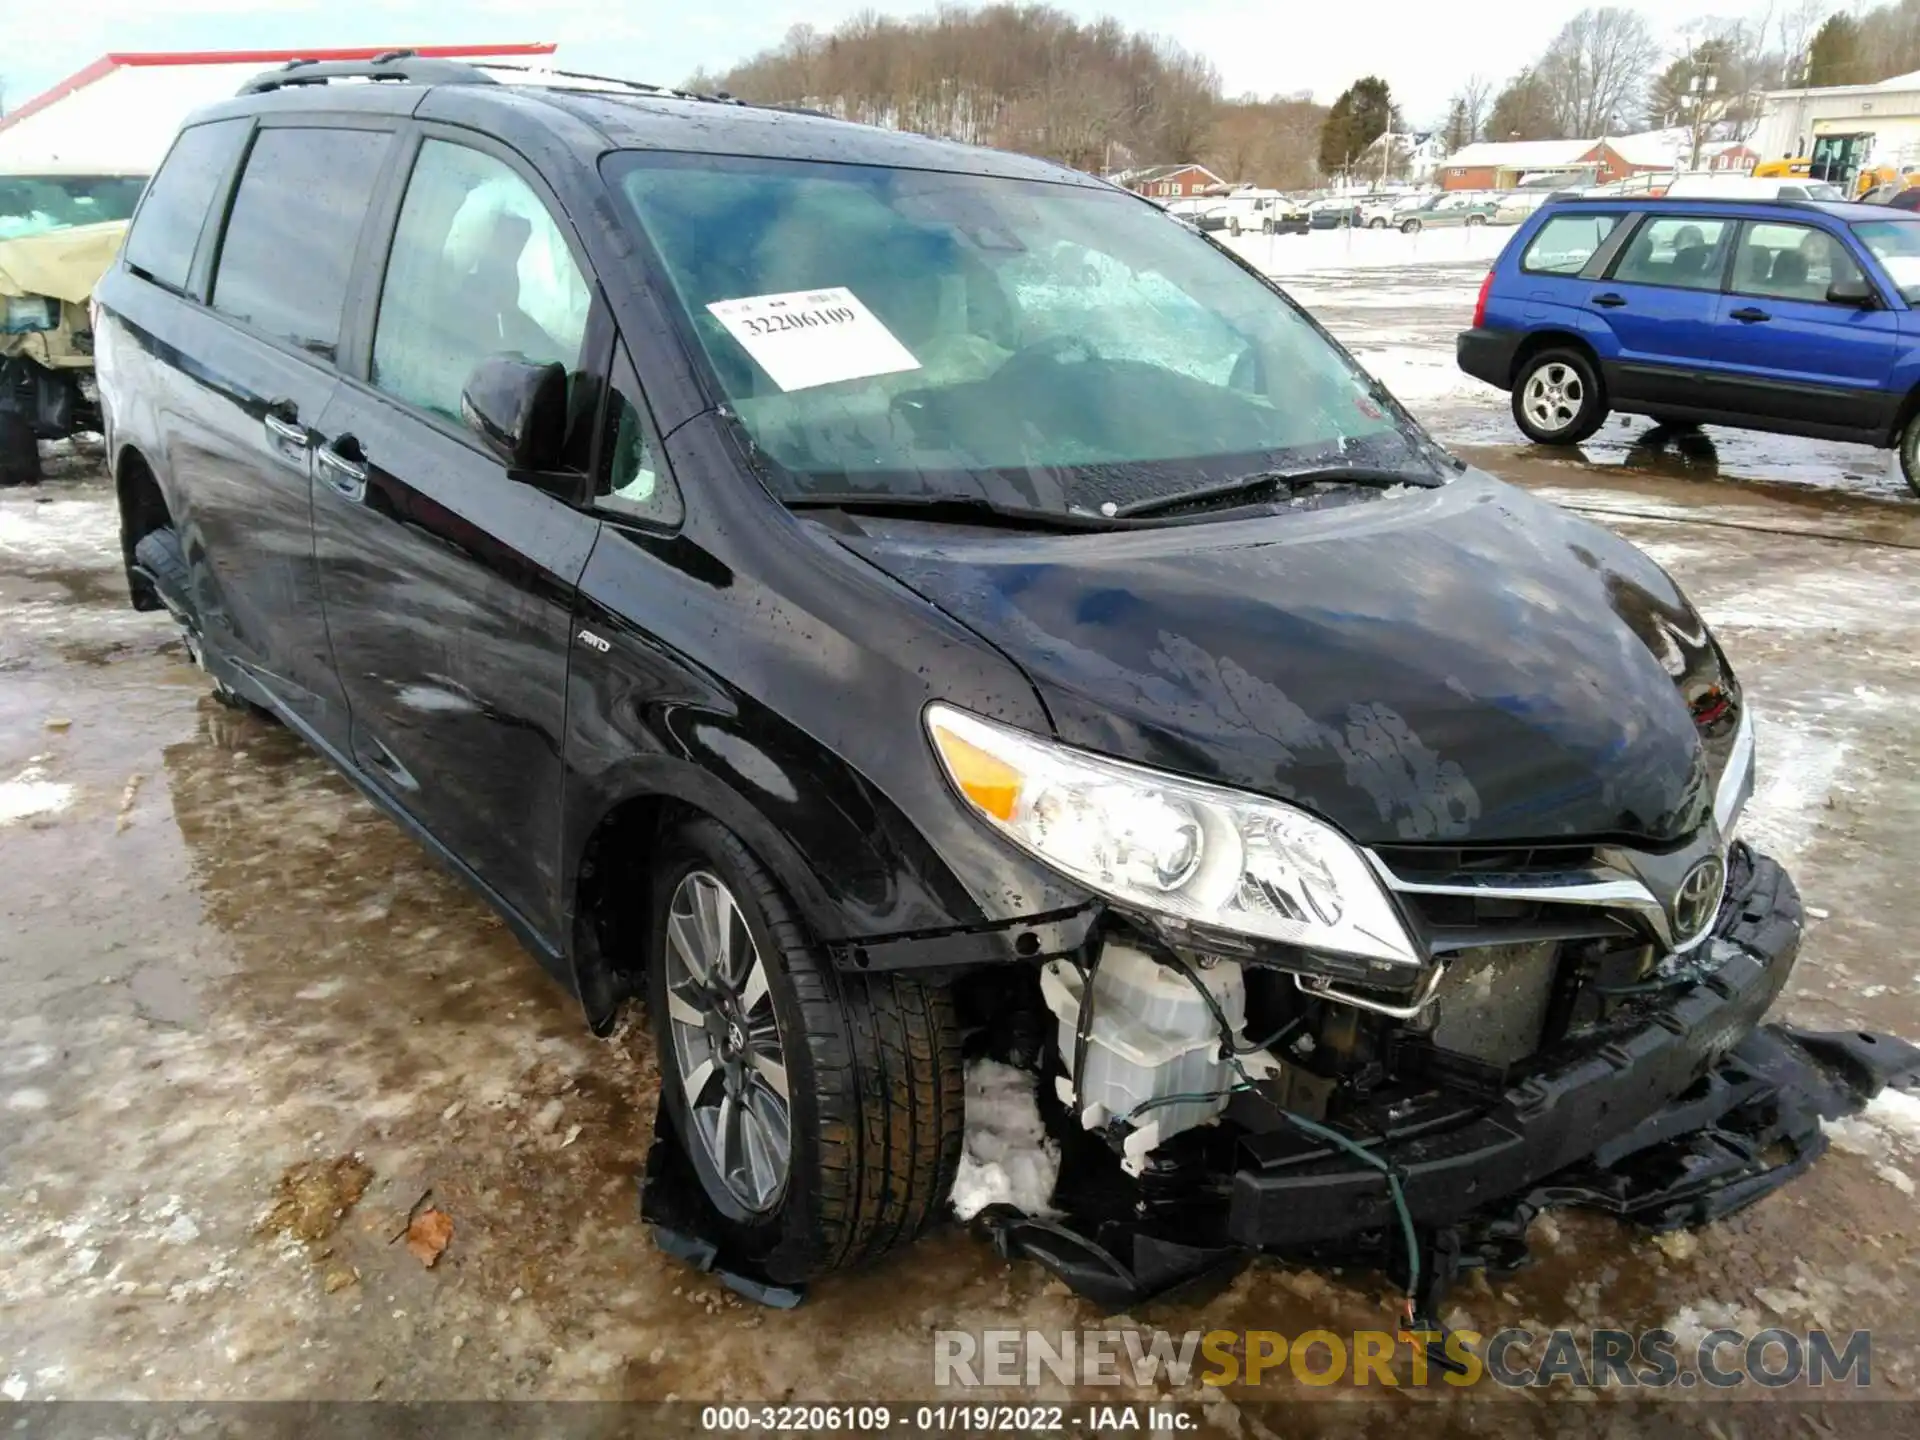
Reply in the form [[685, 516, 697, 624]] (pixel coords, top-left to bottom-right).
[[4, 270, 1919, 1429]]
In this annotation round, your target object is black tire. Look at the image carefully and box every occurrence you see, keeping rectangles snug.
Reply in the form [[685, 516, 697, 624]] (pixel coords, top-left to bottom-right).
[[1901, 411, 1920, 499], [1401, 218, 1422, 234], [0, 410, 39, 487], [1511, 347, 1609, 445], [1260, 218, 1273, 235], [647, 816, 965, 1283], [1467, 213, 1486, 227], [1229, 217, 1242, 237], [133, 527, 256, 712], [1369, 217, 1387, 229]]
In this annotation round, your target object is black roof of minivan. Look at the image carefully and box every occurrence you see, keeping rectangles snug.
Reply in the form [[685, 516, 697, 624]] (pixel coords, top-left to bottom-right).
[[194, 64, 1106, 191]]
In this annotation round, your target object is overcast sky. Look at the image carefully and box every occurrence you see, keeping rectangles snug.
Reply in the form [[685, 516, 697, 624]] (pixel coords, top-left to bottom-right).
[[13, 0, 1752, 128]]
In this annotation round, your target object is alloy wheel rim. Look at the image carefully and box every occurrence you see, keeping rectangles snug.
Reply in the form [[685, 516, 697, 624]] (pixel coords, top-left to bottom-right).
[[663, 870, 791, 1213], [1523, 363, 1583, 433]]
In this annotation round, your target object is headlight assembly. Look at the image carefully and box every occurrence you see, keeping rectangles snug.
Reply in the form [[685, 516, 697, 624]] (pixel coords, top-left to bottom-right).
[[926, 703, 1421, 971], [3, 295, 58, 335]]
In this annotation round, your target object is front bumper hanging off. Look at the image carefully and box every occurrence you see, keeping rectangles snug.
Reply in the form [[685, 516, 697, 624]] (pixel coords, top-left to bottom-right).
[[637, 847, 1919, 1312], [982, 850, 1920, 1311]]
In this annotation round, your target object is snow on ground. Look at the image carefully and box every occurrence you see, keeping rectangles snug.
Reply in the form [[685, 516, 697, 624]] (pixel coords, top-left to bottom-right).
[[0, 760, 74, 827], [950, 1059, 1060, 1220], [1222, 221, 1510, 278], [0, 497, 123, 568]]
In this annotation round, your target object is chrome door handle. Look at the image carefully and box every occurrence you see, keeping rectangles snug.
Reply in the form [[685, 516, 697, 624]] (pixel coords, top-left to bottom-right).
[[315, 444, 368, 500], [264, 413, 309, 446]]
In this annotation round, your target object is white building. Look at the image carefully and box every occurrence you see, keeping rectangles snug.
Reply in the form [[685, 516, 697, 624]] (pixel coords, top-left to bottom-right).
[[0, 45, 556, 170], [1753, 69, 1920, 187], [1356, 130, 1449, 184]]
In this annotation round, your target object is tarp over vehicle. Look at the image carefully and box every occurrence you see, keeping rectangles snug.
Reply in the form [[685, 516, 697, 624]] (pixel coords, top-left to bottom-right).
[[0, 219, 125, 302]]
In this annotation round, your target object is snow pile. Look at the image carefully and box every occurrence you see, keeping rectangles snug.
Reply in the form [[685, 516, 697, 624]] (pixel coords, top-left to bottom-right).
[[1821, 1087, 1920, 1195], [950, 1058, 1060, 1220], [0, 761, 73, 827]]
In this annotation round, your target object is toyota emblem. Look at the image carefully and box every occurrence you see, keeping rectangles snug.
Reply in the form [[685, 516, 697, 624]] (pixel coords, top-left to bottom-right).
[[1672, 854, 1728, 945]]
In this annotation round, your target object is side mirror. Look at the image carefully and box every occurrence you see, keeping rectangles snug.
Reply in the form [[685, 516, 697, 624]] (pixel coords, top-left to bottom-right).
[[1827, 275, 1878, 307], [461, 354, 569, 470]]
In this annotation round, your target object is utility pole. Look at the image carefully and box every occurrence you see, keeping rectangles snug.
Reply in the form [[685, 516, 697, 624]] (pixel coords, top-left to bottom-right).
[[1686, 70, 1718, 170]]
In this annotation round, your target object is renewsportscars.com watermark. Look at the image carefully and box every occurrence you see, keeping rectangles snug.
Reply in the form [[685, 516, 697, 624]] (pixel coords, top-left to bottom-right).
[[934, 1327, 1872, 1390]]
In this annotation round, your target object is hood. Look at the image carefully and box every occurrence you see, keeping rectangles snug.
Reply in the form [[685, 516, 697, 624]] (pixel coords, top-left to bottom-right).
[[0, 220, 127, 303], [834, 471, 1724, 846]]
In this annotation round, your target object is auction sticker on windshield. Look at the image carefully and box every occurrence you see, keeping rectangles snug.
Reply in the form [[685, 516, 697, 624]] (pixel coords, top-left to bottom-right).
[[706, 287, 921, 392]]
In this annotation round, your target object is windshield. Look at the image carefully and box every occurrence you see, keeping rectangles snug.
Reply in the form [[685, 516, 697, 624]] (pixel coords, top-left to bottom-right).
[[0, 174, 147, 239], [1855, 218, 1920, 303], [608, 153, 1438, 515]]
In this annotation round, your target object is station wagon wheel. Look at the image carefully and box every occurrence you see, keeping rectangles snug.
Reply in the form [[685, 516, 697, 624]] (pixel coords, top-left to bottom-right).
[[1511, 347, 1608, 445], [662, 869, 790, 1214], [646, 817, 965, 1280], [1901, 410, 1920, 499], [1401, 218, 1422, 234]]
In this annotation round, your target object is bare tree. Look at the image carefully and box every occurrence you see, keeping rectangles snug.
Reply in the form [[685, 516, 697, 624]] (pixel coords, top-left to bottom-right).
[[1773, 0, 1827, 84], [1202, 95, 1327, 187], [1459, 73, 1494, 144], [714, 5, 1223, 172], [1536, 7, 1662, 135]]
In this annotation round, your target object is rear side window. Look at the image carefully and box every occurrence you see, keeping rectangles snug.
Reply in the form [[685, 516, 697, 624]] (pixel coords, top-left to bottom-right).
[[122, 120, 248, 291], [1521, 213, 1621, 274], [211, 127, 392, 360], [371, 140, 591, 422], [1609, 216, 1732, 291]]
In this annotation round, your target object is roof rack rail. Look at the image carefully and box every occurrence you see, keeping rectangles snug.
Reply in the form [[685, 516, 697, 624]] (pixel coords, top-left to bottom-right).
[[236, 49, 498, 96], [478, 62, 743, 106], [481, 65, 847, 121]]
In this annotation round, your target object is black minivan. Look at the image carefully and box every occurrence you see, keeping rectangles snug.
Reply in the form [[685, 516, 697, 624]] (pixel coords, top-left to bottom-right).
[[97, 55, 1797, 1291]]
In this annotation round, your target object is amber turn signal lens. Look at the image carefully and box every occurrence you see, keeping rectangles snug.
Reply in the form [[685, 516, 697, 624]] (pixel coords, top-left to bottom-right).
[[930, 722, 1023, 821]]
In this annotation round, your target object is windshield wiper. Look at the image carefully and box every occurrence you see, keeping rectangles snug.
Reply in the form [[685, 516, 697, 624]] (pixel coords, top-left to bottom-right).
[[785, 493, 1119, 532], [1111, 464, 1444, 519]]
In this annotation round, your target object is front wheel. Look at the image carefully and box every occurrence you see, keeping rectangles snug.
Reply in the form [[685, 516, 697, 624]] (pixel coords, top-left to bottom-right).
[[1401, 218, 1422, 234], [1512, 348, 1609, 445], [1901, 411, 1920, 499], [1229, 218, 1242, 237], [1467, 213, 1487, 227], [1368, 216, 1388, 229], [132, 527, 260, 713], [647, 817, 965, 1282], [0, 410, 39, 487]]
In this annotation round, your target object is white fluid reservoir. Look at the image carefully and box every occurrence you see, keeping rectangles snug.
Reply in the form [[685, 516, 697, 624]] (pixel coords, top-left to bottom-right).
[[1040, 942, 1252, 1169]]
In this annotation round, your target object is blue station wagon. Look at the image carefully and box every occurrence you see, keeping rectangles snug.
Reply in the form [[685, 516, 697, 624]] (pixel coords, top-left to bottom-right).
[[1456, 197, 1920, 494]]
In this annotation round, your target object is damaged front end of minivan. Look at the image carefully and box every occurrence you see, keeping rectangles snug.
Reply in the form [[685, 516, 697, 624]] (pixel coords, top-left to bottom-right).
[[640, 477, 1920, 1319]]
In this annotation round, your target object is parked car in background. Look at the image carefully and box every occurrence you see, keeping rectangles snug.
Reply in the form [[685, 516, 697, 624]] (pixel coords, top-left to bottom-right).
[[1261, 197, 1312, 235], [1308, 197, 1361, 229], [1456, 197, 1920, 495], [1357, 192, 1428, 228], [1191, 188, 1299, 237], [1492, 184, 1587, 226], [1663, 174, 1846, 202], [1398, 194, 1496, 233], [0, 162, 148, 484]]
